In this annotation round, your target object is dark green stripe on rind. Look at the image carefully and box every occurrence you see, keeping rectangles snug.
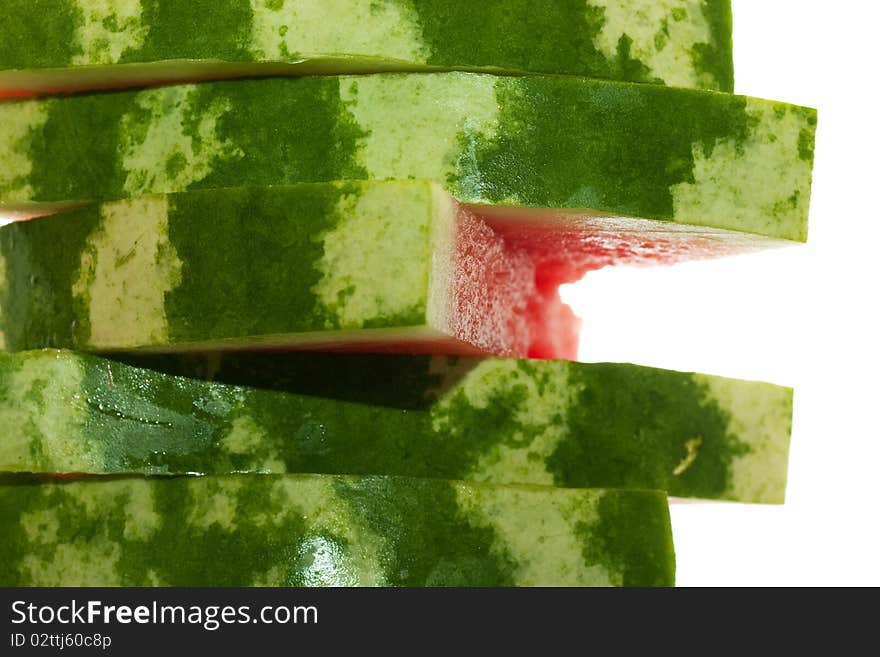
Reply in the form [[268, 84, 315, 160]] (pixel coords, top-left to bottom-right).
[[0, 474, 675, 586], [0, 204, 98, 351], [0, 1, 81, 69], [132, 0, 256, 64], [0, 73, 815, 240], [164, 183, 431, 340], [581, 491, 677, 587], [0, 0, 733, 91], [410, 0, 733, 90], [166, 185, 340, 341], [468, 76, 743, 219], [693, 0, 734, 94], [0, 350, 792, 503]]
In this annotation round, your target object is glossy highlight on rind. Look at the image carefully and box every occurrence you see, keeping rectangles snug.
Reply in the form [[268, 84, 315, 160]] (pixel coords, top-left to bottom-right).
[[0, 0, 734, 92], [0, 350, 792, 503], [0, 474, 675, 587], [0, 73, 815, 240]]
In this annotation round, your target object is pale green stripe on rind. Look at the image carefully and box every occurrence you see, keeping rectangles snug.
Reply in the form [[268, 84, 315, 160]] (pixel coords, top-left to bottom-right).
[[120, 85, 242, 198], [340, 73, 500, 186], [671, 99, 815, 242], [219, 414, 287, 474], [0, 99, 50, 204], [455, 483, 614, 586], [312, 183, 436, 331], [433, 359, 584, 487], [17, 476, 164, 586], [173, 475, 389, 585], [0, 249, 7, 350], [72, 195, 182, 349], [72, 0, 148, 66], [592, 0, 716, 89], [249, 0, 428, 63], [0, 351, 98, 473], [694, 373, 793, 504], [253, 477, 390, 586]]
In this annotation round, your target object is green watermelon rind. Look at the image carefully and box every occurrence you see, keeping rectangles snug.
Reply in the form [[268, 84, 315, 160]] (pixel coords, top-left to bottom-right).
[[0, 0, 734, 92], [0, 73, 816, 240], [0, 181, 459, 353], [0, 349, 792, 503]]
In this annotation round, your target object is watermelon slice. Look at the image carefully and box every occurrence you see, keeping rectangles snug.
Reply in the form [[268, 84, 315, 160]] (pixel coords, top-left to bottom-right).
[[0, 72, 816, 242], [0, 473, 674, 586], [0, 182, 796, 358], [0, 349, 792, 503], [0, 0, 733, 96]]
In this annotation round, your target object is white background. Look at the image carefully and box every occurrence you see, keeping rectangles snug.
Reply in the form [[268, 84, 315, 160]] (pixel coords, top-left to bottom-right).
[[563, 0, 880, 585]]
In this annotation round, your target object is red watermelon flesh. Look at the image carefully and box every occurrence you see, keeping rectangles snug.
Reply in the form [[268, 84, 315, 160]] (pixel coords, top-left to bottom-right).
[[451, 205, 781, 360]]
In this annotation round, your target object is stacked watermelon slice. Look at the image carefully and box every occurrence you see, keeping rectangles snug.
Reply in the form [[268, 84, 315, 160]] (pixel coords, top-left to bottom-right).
[[0, 1, 814, 586]]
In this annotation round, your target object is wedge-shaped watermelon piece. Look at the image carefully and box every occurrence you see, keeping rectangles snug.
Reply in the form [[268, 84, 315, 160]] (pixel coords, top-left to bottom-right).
[[0, 0, 734, 97], [0, 182, 796, 358], [0, 72, 816, 241], [0, 473, 674, 586], [0, 350, 792, 503]]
